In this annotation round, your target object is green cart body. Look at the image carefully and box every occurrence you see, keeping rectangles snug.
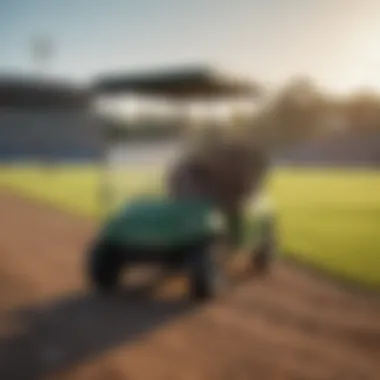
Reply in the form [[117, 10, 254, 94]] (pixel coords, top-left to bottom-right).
[[98, 193, 275, 257]]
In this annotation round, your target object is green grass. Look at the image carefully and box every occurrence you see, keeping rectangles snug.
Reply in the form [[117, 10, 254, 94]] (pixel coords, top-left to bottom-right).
[[269, 169, 380, 288], [0, 164, 379, 288]]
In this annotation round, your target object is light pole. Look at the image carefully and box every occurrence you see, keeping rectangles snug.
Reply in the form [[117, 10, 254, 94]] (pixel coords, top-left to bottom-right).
[[31, 35, 54, 79]]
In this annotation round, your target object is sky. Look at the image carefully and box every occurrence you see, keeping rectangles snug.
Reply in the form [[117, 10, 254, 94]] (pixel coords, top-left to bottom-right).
[[1, 0, 380, 93]]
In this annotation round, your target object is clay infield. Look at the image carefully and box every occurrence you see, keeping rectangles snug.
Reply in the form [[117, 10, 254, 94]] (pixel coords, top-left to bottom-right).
[[0, 190, 379, 380]]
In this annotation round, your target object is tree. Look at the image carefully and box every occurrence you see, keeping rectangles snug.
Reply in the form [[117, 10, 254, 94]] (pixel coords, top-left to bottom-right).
[[248, 77, 328, 151]]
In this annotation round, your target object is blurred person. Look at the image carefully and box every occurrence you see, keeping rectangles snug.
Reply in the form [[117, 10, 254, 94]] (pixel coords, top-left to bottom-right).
[[167, 129, 269, 249]]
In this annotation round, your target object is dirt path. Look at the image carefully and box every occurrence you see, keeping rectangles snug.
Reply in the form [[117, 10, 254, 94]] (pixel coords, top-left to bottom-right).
[[0, 190, 379, 380]]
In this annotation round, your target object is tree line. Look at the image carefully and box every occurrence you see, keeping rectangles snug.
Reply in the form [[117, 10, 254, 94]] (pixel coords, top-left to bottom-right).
[[245, 78, 380, 152]]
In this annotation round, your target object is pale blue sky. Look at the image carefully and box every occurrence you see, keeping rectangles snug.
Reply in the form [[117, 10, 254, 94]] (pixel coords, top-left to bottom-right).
[[1, 0, 380, 92]]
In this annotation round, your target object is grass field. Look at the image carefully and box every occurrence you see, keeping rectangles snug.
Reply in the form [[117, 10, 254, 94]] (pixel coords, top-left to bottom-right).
[[0, 164, 379, 288]]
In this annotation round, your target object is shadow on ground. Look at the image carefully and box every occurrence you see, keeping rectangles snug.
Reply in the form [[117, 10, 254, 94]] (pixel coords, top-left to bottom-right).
[[0, 286, 194, 380]]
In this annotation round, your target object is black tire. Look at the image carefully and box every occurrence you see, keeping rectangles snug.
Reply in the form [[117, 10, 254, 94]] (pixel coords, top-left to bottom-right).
[[253, 237, 276, 275], [188, 243, 228, 301], [252, 215, 277, 275], [88, 241, 124, 292]]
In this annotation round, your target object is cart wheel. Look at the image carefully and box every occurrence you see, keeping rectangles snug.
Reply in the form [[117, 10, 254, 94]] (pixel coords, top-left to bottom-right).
[[253, 237, 276, 275], [188, 243, 229, 301], [88, 241, 124, 292]]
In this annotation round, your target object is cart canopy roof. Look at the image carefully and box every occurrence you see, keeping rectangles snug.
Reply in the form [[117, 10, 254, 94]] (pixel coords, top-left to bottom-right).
[[92, 65, 261, 99]]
